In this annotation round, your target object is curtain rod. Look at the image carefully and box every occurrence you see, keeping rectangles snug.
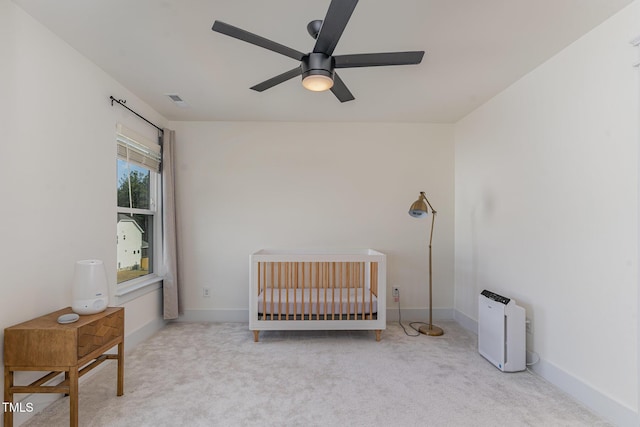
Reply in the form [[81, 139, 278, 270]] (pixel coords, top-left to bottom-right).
[[110, 96, 164, 135]]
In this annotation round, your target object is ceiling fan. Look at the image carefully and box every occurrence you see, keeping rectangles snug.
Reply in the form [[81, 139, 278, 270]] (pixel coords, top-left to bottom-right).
[[211, 0, 424, 102]]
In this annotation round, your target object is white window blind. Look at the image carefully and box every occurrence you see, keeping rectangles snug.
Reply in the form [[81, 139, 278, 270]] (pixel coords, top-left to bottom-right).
[[116, 123, 161, 173]]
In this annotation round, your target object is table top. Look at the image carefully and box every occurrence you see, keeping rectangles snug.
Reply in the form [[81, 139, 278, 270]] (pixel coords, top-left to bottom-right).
[[5, 307, 123, 331]]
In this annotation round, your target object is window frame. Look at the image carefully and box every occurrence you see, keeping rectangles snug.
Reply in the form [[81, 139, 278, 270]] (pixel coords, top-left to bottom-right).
[[115, 126, 163, 299]]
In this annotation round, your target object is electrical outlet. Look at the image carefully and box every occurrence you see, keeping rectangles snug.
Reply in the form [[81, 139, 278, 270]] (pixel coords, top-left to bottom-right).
[[203, 287, 211, 298], [392, 287, 400, 302], [526, 318, 532, 334]]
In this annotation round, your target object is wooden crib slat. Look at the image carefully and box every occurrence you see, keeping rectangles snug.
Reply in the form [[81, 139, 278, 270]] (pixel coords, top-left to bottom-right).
[[302, 262, 306, 321], [361, 262, 365, 321], [354, 262, 358, 320], [308, 262, 311, 320], [348, 262, 351, 318], [317, 262, 320, 320], [339, 262, 343, 318], [285, 262, 290, 319], [372, 263, 378, 319], [352, 262, 356, 318], [278, 262, 283, 320], [293, 262, 298, 320], [331, 262, 336, 320], [321, 262, 324, 319], [356, 262, 360, 319], [270, 263, 274, 320], [318, 262, 321, 320], [327, 262, 331, 319], [363, 262, 367, 319], [324, 262, 327, 319], [344, 263, 348, 318], [352, 262, 356, 319], [323, 262, 327, 321], [261, 263, 266, 318], [349, 262, 353, 319], [372, 262, 378, 295], [351, 262, 360, 320], [369, 263, 373, 320]]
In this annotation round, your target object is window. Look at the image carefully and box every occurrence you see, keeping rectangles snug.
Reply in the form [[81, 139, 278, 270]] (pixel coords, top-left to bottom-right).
[[116, 125, 162, 287]]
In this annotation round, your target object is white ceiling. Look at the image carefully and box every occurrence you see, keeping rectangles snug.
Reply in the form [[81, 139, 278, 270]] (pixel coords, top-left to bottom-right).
[[13, 0, 634, 123]]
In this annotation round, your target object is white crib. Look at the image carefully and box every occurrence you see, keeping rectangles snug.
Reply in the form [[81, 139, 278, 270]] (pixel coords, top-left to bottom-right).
[[249, 249, 386, 341]]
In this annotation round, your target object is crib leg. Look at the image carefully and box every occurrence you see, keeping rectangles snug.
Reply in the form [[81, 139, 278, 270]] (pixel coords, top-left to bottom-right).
[[375, 330, 381, 342], [253, 330, 260, 342]]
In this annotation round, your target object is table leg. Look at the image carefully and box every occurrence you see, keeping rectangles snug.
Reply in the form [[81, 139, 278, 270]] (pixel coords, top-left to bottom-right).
[[69, 366, 79, 427], [4, 366, 14, 427], [117, 341, 124, 396], [64, 371, 70, 396]]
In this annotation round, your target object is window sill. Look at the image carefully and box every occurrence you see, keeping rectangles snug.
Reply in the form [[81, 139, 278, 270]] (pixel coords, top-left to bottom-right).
[[113, 274, 163, 305]]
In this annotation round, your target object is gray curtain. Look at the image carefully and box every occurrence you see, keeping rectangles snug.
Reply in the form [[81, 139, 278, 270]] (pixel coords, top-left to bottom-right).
[[162, 128, 181, 319]]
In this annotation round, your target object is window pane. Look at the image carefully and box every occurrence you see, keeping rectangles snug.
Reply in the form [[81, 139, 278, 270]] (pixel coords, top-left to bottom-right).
[[117, 159, 151, 210], [117, 213, 154, 283]]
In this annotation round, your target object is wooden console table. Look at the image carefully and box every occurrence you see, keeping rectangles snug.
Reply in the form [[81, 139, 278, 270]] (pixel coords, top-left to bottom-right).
[[4, 307, 124, 427]]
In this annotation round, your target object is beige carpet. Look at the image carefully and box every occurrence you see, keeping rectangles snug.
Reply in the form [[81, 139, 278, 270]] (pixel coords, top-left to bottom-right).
[[22, 321, 609, 427]]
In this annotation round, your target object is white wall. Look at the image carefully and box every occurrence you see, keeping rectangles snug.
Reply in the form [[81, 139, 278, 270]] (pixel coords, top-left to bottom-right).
[[169, 121, 455, 321], [455, 1, 639, 424], [1, 3, 166, 422]]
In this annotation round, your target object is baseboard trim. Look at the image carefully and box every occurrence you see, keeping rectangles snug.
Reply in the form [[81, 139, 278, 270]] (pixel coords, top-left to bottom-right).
[[530, 357, 638, 427], [453, 309, 477, 334], [124, 316, 167, 351], [452, 309, 638, 427], [178, 309, 248, 323], [385, 307, 453, 322]]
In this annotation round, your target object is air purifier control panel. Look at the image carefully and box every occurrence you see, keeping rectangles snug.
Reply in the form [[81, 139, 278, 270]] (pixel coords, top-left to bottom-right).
[[480, 289, 511, 305]]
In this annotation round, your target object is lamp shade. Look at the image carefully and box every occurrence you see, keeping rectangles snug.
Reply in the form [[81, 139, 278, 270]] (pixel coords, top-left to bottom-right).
[[71, 259, 109, 315], [409, 197, 429, 218]]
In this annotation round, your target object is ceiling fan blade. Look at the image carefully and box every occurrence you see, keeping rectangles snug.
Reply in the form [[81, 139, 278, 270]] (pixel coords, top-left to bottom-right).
[[313, 0, 358, 56], [330, 72, 355, 103], [334, 51, 425, 68], [250, 67, 303, 92], [212, 21, 305, 61]]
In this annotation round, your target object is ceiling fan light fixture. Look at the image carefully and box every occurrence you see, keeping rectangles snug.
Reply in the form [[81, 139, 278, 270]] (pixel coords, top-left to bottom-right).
[[301, 53, 334, 92], [302, 73, 334, 92]]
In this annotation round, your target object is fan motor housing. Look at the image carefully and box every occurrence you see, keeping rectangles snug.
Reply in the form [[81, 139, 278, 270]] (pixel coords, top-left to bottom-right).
[[301, 53, 334, 80]]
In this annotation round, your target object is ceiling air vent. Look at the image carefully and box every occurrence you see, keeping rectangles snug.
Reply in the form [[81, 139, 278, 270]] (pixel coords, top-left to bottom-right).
[[165, 94, 188, 107]]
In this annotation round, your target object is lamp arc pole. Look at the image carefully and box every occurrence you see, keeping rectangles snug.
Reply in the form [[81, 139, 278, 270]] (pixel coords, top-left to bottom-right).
[[409, 191, 444, 336]]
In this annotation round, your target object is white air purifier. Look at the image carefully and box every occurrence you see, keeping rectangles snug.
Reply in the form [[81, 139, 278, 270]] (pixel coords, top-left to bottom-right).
[[478, 289, 526, 372], [71, 259, 109, 315]]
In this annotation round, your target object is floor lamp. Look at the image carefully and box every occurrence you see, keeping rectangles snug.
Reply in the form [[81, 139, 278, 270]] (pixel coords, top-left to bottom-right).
[[408, 191, 444, 336]]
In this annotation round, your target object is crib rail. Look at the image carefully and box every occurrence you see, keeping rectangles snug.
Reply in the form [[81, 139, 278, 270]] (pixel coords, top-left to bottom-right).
[[256, 261, 379, 321]]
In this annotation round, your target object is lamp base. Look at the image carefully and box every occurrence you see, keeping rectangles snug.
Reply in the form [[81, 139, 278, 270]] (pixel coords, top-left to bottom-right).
[[418, 324, 444, 336]]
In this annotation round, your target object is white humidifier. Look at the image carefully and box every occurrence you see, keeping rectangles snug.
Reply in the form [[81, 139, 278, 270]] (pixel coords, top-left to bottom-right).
[[71, 259, 109, 315]]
